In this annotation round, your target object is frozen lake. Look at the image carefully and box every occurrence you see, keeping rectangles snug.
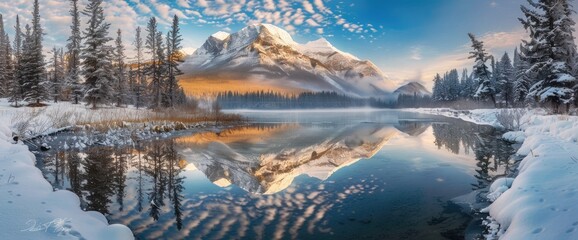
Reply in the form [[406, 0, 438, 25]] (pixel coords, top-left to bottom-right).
[[36, 110, 514, 239]]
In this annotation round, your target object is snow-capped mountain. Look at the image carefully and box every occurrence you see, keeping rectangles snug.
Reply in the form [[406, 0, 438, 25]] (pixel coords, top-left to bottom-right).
[[181, 24, 394, 97], [393, 82, 432, 96]]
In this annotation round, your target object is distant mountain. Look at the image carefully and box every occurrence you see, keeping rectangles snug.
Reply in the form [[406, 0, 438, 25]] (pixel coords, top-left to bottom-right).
[[181, 24, 394, 97], [393, 82, 431, 96]]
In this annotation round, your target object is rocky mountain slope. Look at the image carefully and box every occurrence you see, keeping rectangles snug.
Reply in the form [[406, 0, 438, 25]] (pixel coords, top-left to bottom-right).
[[181, 24, 394, 97]]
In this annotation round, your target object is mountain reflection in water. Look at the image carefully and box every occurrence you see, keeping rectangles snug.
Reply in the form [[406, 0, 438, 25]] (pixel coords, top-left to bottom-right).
[[37, 111, 514, 239]]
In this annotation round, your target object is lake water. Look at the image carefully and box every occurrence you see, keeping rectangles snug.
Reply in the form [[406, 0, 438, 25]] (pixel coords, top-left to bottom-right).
[[36, 110, 515, 239]]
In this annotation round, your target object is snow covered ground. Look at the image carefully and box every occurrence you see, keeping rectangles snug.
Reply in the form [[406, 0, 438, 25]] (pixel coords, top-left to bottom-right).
[[0, 98, 236, 240], [0, 99, 155, 139], [0, 99, 179, 239], [408, 107, 578, 239], [401, 108, 505, 127], [0, 120, 134, 239]]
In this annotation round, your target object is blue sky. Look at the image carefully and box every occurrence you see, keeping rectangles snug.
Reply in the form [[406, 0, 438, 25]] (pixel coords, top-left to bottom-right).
[[0, 0, 536, 89]]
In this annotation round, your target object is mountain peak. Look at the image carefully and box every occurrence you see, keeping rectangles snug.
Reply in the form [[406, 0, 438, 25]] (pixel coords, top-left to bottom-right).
[[211, 31, 230, 41], [394, 82, 432, 96], [306, 38, 333, 47], [183, 24, 395, 97], [256, 23, 296, 46]]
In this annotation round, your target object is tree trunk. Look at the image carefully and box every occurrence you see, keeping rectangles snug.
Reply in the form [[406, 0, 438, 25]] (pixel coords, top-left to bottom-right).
[[491, 95, 497, 108]]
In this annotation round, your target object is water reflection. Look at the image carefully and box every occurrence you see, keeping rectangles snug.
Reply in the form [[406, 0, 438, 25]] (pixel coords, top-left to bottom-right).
[[175, 123, 405, 194], [430, 121, 515, 191], [36, 111, 514, 239]]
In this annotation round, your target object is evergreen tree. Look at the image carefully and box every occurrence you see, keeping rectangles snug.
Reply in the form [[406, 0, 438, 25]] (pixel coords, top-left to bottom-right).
[[81, 0, 115, 108], [67, 0, 83, 104], [3, 34, 14, 99], [9, 16, 23, 107], [24, 0, 48, 105], [432, 74, 443, 101], [21, 22, 47, 104], [521, 0, 577, 112], [490, 55, 499, 98], [468, 33, 495, 106], [145, 17, 165, 109], [460, 68, 476, 99], [497, 52, 514, 107], [155, 32, 166, 107], [50, 47, 64, 102], [513, 46, 531, 105], [165, 15, 184, 108], [0, 14, 8, 97], [114, 29, 127, 107], [446, 69, 460, 101], [133, 26, 146, 109]]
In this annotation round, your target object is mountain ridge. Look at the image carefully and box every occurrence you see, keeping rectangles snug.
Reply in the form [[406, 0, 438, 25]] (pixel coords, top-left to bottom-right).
[[181, 24, 394, 97]]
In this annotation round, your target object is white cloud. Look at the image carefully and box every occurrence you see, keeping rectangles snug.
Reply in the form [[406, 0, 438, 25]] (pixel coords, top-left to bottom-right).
[[477, 30, 526, 50], [313, 0, 328, 13], [263, 0, 275, 10], [410, 46, 422, 61], [302, 0, 315, 14], [166, 0, 377, 42], [136, 3, 152, 14], [305, 19, 320, 27], [197, 0, 209, 8], [177, 0, 191, 8]]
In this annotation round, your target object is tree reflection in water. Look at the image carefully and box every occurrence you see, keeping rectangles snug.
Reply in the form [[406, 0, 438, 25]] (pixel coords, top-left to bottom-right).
[[83, 147, 115, 214], [41, 139, 185, 229], [431, 121, 516, 191]]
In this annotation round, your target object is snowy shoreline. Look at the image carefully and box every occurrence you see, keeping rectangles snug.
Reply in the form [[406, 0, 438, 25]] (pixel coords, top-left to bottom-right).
[[0, 123, 134, 239], [407, 107, 578, 239], [0, 100, 243, 240]]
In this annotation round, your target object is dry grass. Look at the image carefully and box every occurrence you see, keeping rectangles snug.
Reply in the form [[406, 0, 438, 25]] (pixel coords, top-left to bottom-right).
[[76, 109, 243, 126], [5, 103, 244, 137], [75, 107, 245, 130]]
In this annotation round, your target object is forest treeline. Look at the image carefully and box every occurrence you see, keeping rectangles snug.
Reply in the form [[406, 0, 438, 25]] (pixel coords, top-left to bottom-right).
[[0, 0, 188, 109], [215, 91, 395, 109], [421, 0, 578, 113]]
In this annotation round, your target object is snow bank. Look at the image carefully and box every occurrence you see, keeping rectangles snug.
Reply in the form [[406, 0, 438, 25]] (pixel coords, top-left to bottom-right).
[[485, 178, 515, 202], [502, 131, 526, 143], [483, 113, 578, 240], [403, 108, 503, 127], [0, 115, 133, 239], [407, 108, 578, 239]]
